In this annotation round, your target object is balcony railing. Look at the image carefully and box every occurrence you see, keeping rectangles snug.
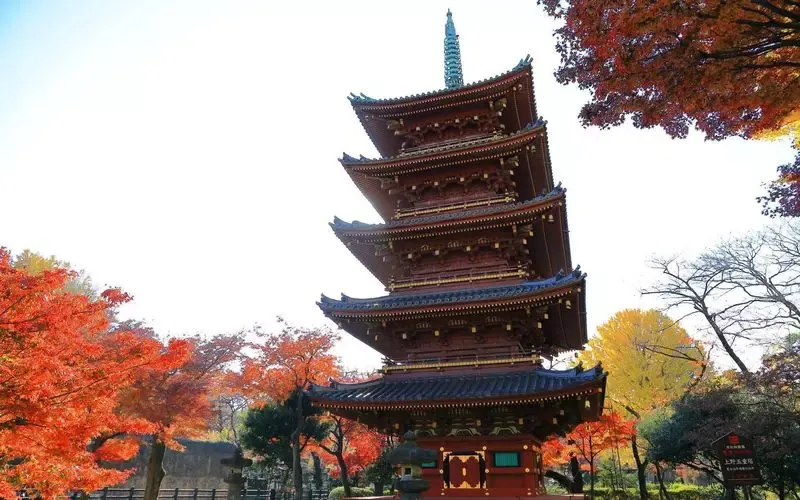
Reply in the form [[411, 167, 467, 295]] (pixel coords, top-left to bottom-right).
[[393, 194, 513, 220], [382, 351, 542, 372], [388, 265, 527, 291]]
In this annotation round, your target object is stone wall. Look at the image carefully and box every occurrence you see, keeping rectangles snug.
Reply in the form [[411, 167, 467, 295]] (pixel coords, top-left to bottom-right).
[[118, 440, 237, 490]]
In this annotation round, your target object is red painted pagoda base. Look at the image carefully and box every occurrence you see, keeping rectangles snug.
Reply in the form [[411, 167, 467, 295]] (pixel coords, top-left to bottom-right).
[[416, 436, 546, 498]]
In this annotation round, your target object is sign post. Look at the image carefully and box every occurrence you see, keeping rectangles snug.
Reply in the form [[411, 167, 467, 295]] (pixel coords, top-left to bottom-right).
[[712, 432, 762, 499]]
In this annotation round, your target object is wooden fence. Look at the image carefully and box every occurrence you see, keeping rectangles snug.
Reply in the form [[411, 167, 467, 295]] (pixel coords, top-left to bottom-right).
[[38, 488, 330, 500]]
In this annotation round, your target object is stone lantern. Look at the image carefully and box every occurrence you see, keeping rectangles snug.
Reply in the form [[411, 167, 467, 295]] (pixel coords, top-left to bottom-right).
[[221, 446, 253, 500], [385, 431, 437, 500]]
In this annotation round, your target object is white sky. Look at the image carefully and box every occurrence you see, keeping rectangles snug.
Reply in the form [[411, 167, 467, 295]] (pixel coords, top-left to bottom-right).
[[0, 0, 793, 372]]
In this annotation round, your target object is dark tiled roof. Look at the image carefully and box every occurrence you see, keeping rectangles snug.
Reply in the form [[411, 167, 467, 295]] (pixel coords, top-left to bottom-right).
[[330, 184, 564, 232], [318, 267, 583, 312], [308, 362, 603, 405], [340, 120, 544, 166], [347, 56, 532, 105]]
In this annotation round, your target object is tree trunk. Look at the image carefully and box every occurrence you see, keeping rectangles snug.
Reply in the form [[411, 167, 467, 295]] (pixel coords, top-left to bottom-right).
[[336, 452, 351, 498], [544, 470, 573, 491], [654, 462, 670, 499], [291, 391, 305, 500], [631, 434, 648, 500], [589, 435, 595, 499], [143, 437, 167, 500], [281, 467, 291, 489], [568, 456, 584, 493], [312, 453, 323, 490], [701, 310, 750, 375]]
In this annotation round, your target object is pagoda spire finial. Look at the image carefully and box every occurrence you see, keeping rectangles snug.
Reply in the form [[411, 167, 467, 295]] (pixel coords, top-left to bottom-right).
[[444, 9, 464, 89]]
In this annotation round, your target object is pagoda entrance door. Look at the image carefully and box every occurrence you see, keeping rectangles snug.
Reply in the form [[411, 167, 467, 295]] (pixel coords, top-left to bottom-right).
[[443, 451, 485, 490]]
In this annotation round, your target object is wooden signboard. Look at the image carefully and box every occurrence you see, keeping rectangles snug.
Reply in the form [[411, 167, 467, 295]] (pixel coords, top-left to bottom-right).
[[712, 432, 762, 487]]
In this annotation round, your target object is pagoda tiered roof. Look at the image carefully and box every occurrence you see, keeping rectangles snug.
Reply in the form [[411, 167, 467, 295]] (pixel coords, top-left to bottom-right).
[[329, 185, 571, 286], [331, 184, 564, 233], [339, 121, 556, 221], [318, 268, 587, 357], [307, 362, 605, 411], [318, 266, 586, 316], [348, 57, 537, 157], [341, 120, 544, 167]]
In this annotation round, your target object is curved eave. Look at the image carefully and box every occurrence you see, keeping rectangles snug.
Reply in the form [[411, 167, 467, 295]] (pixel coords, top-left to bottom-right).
[[340, 123, 543, 171], [319, 277, 583, 319], [330, 192, 571, 286], [331, 190, 565, 238], [308, 377, 605, 411], [350, 61, 536, 157], [318, 277, 587, 357], [349, 59, 532, 111], [339, 124, 556, 223]]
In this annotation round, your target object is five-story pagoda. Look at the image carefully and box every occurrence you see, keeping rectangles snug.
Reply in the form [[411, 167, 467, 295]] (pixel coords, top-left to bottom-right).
[[309, 11, 606, 498]]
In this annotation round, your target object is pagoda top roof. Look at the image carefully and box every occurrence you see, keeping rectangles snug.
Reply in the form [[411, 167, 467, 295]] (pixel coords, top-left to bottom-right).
[[348, 55, 532, 108], [307, 361, 605, 410], [331, 183, 564, 234], [318, 266, 583, 313], [348, 57, 536, 157]]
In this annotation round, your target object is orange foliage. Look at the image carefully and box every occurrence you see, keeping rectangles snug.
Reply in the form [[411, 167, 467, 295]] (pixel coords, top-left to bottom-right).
[[0, 249, 186, 498], [118, 332, 246, 449], [541, 437, 568, 469], [94, 436, 142, 462], [314, 418, 383, 478], [542, 412, 636, 473], [539, 0, 800, 142], [241, 322, 340, 403]]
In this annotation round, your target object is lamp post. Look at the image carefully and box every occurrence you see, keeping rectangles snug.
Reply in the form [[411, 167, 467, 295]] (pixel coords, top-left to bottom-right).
[[221, 446, 253, 500], [385, 431, 437, 500]]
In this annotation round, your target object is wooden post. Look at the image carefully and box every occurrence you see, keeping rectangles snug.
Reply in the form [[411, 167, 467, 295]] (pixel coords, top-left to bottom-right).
[[129, 488, 135, 500], [174, 488, 180, 500], [211, 490, 217, 500], [102, 487, 109, 500], [193, 489, 199, 500]]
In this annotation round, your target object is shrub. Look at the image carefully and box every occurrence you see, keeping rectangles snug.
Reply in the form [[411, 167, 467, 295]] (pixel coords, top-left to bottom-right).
[[585, 484, 723, 499], [328, 486, 375, 500]]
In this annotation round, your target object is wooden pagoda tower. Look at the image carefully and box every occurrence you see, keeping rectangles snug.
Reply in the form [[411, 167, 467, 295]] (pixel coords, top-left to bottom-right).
[[310, 11, 606, 498]]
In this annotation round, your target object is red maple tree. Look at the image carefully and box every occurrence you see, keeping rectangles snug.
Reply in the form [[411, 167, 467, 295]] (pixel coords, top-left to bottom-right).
[[542, 411, 635, 496], [314, 417, 382, 491], [119, 332, 246, 500], [0, 249, 188, 498], [538, 0, 800, 215], [241, 321, 340, 500], [539, 0, 799, 140]]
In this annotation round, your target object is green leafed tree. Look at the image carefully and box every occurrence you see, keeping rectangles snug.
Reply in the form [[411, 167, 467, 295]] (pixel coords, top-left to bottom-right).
[[240, 393, 330, 488]]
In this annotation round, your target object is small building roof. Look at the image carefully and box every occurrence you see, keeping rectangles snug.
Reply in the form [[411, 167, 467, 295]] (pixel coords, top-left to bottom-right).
[[307, 363, 605, 410]]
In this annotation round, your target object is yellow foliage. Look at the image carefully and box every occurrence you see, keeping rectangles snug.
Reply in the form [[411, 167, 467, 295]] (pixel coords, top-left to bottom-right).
[[12, 249, 96, 297], [756, 108, 800, 148], [12, 249, 61, 275], [579, 309, 705, 418]]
